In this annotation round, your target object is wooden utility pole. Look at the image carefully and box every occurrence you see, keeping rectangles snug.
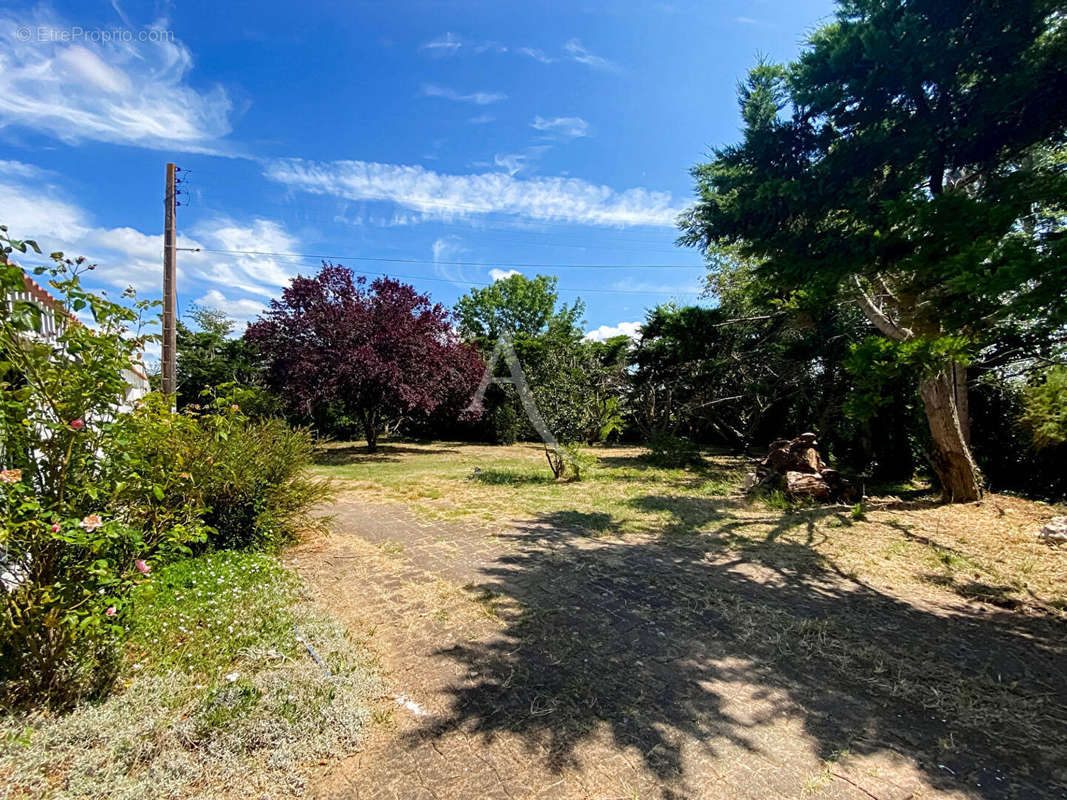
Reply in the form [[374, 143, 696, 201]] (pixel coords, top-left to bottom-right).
[[162, 162, 177, 396]]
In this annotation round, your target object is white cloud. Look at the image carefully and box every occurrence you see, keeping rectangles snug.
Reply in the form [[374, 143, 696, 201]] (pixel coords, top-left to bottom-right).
[[489, 268, 521, 282], [563, 39, 619, 71], [419, 84, 507, 105], [734, 17, 761, 25], [0, 11, 232, 152], [531, 115, 590, 138], [584, 321, 642, 342], [420, 32, 463, 54], [183, 218, 302, 297], [467, 113, 496, 125], [264, 158, 682, 227], [193, 288, 266, 325], [0, 159, 301, 306]]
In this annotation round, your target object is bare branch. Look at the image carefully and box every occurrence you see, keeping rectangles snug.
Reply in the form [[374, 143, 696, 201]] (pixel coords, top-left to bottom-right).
[[853, 275, 912, 341]]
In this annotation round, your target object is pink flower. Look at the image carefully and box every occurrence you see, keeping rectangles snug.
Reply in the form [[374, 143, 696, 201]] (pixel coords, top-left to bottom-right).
[[231, 404, 240, 411], [135, 559, 151, 575], [79, 514, 103, 532], [105, 606, 116, 617], [51, 521, 60, 533], [69, 419, 85, 431], [0, 469, 21, 483]]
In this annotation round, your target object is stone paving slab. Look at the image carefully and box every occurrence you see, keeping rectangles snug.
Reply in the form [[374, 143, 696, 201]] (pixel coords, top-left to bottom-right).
[[290, 500, 1060, 800]]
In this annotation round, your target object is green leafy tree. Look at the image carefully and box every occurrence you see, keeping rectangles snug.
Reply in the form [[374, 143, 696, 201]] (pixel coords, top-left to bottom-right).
[[174, 307, 261, 409], [455, 273, 584, 344], [454, 274, 618, 450], [680, 0, 1067, 501]]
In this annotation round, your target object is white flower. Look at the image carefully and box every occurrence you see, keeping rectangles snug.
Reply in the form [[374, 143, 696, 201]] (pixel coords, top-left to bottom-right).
[[79, 514, 103, 532], [224, 671, 240, 683]]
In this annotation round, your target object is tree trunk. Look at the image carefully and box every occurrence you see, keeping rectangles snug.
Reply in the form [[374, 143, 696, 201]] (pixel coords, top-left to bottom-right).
[[919, 367, 982, 502], [363, 410, 378, 452]]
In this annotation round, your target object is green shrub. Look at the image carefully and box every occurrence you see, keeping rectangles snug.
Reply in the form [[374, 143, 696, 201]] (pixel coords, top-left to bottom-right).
[[117, 392, 329, 551], [1, 229, 327, 709], [1021, 366, 1067, 450], [191, 399, 328, 550]]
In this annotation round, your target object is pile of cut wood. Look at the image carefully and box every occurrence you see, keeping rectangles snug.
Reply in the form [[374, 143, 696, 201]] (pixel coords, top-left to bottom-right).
[[745, 433, 858, 502]]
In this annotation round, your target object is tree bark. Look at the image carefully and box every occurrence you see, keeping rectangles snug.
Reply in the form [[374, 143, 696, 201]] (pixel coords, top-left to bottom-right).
[[919, 367, 982, 502]]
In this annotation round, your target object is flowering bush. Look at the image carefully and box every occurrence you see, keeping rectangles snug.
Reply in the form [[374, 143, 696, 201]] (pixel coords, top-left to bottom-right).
[[0, 230, 206, 707]]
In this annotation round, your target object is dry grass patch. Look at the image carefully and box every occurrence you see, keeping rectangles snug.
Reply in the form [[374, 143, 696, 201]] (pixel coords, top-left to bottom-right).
[[315, 440, 1067, 613]]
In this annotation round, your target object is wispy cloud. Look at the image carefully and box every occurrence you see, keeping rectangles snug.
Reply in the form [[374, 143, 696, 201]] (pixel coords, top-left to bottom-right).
[[419, 33, 507, 56], [489, 268, 522, 282], [531, 115, 590, 139], [419, 35, 618, 72], [493, 153, 528, 176], [431, 236, 473, 286], [467, 113, 496, 125], [517, 47, 555, 64], [264, 158, 682, 227], [0, 10, 233, 152], [734, 17, 762, 25], [419, 83, 507, 105], [563, 39, 619, 71], [420, 32, 463, 54], [584, 321, 642, 342]]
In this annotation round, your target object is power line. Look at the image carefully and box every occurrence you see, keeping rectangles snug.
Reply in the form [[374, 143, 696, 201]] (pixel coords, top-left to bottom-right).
[[177, 246, 703, 271], [176, 247, 704, 297]]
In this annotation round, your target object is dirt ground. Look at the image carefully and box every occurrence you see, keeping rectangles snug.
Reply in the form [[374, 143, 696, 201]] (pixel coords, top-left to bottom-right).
[[288, 484, 1067, 800]]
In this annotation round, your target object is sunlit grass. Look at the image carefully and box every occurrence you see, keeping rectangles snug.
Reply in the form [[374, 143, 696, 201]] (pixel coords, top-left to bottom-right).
[[314, 439, 1067, 612]]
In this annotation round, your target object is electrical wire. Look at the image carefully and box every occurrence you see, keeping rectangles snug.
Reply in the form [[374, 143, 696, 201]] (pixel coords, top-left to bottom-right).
[[177, 246, 702, 271]]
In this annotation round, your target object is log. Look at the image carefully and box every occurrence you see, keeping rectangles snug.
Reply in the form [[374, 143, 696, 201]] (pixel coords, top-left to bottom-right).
[[751, 432, 855, 503], [785, 471, 831, 501]]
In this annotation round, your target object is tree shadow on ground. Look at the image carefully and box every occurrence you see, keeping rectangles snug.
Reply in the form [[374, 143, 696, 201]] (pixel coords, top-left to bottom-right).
[[410, 499, 1067, 799], [314, 443, 460, 465]]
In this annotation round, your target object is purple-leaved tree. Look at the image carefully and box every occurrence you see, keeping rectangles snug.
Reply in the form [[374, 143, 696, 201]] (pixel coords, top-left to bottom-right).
[[246, 263, 484, 450]]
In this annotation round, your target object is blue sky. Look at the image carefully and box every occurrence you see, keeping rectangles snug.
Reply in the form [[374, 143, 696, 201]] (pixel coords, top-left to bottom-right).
[[0, 0, 836, 349]]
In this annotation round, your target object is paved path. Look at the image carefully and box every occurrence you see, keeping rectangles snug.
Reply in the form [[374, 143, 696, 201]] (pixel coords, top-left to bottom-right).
[[288, 498, 1062, 800]]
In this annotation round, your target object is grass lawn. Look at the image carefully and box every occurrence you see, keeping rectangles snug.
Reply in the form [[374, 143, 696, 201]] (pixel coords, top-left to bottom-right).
[[0, 551, 379, 799], [314, 439, 1067, 615]]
